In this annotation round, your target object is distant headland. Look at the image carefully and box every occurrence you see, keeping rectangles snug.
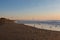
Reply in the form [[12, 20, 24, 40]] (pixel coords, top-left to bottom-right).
[[0, 18, 15, 24]]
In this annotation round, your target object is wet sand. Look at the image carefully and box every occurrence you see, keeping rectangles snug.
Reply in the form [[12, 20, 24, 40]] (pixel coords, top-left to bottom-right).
[[0, 23, 60, 40]]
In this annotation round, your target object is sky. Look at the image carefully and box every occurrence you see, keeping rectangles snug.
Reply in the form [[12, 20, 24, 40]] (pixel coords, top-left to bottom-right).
[[0, 0, 60, 20]]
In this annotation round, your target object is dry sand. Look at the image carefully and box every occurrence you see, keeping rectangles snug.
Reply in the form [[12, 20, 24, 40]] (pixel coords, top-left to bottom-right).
[[0, 23, 60, 40]]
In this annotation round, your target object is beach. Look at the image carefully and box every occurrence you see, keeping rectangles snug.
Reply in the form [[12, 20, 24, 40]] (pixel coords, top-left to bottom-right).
[[0, 23, 60, 40]]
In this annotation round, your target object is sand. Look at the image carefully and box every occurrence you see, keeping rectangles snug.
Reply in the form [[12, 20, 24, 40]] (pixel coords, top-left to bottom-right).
[[0, 23, 60, 40]]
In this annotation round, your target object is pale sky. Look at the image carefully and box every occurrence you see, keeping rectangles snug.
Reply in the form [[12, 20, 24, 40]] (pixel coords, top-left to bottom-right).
[[0, 0, 60, 20]]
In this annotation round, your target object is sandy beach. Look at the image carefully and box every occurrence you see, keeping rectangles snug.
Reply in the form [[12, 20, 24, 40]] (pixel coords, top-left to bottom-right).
[[0, 23, 60, 40]]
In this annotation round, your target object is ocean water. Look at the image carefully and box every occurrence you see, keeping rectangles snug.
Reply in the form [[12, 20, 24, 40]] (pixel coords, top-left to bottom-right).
[[15, 20, 60, 31]]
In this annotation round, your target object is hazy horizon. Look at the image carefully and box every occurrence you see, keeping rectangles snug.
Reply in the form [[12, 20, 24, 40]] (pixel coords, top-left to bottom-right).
[[0, 0, 60, 20]]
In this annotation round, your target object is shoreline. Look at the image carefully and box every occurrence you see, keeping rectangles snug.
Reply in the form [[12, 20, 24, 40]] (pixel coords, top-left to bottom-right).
[[0, 23, 60, 40], [25, 24, 60, 31]]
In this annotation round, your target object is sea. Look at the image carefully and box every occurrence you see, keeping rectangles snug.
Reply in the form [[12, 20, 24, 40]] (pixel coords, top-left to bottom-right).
[[15, 20, 60, 31]]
